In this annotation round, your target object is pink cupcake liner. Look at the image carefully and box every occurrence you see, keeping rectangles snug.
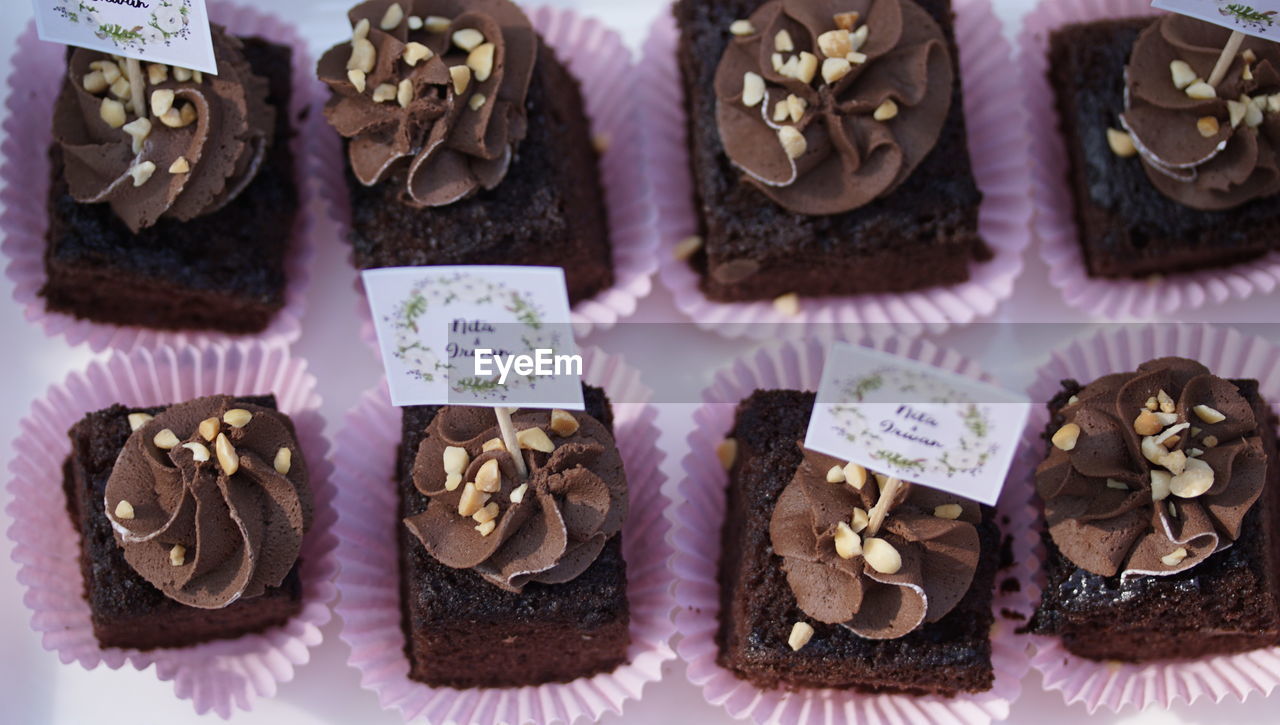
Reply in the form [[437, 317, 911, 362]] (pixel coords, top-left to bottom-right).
[[1022, 323, 1280, 712], [341, 4, 659, 348], [4, 341, 340, 718], [0, 0, 335, 352], [671, 337, 1034, 725], [331, 345, 675, 724], [640, 0, 1032, 341], [1020, 0, 1280, 319]]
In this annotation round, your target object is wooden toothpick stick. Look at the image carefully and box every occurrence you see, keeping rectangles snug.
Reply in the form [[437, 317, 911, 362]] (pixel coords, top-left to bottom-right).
[[1208, 30, 1246, 87], [125, 58, 146, 120], [866, 476, 905, 537], [494, 407, 528, 479]]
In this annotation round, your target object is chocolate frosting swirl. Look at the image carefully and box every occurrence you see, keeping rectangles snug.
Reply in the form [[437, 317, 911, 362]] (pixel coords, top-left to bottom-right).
[[1120, 15, 1280, 210], [406, 407, 627, 592], [1036, 357, 1266, 579], [103, 396, 312, 609], [53, 27, 275, 233], [713, 0, 953, 215], [318, 0, 536, 207], [769, 448, 981, 639]]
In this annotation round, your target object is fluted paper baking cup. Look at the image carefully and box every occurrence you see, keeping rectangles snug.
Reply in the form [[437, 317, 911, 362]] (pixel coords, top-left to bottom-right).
[[343, 4, 658, 348], [4, 342, 339, 718], [1, 1, 332, 352], [670, 337, 1034, 725], [1020, 0, 1280, 318], [1024, 323, 1280, 712], [331, 346, 675, 724], [640, 0, 1031, 340]]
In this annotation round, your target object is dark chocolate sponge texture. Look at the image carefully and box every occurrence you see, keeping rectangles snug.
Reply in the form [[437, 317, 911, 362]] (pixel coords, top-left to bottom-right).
[[1047, 18, 1280, 278], [674, 0, 988, 302], [1027, 378, 1280, 661], [716, 390, 999, 696], [396, 386, 630, 688], [347, 40, 613, 306], [64, 396, 303, 651], [42, 39, 299, 333]]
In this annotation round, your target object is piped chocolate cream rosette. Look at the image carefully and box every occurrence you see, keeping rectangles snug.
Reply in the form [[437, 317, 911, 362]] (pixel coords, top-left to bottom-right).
[[317, 0, 536, 207], [713, 0, 954, 215], [406, 407, 628, 593], [1118, 14, 1280, 210], [52, 27, 275, 233], [1037, 357, 1267, 579], [103, 396, 312, 609], [769, 448, 981, 640]]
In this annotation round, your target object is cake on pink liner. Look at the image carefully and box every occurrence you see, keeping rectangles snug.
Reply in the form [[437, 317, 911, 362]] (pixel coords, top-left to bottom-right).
[[641, 0, 1031, 341], [0, 1, 336, 353], [332, 4, 658, 348], [331, 346, 674, 724], [1019, 0, 1280, 318], [4, 342, 339, 718], [1022, 323, 1280, 713], [670, 337, 1033, 725]]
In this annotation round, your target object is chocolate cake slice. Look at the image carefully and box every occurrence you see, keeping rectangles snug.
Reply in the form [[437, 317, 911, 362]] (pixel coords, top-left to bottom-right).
[[1047, 18, 1280, 278], [64, 396, 303, 651], [346, 40, 613, 306], [42, 39, 298, 333], [674, 0, 988, 302], [396, 386, 629, 688], [717, 390, 999, 695], [1027, 377, 1280, 661]]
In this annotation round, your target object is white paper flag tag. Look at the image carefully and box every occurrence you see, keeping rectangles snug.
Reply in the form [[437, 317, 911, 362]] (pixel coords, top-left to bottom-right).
[[364, 266, 585, 410], [32, 0, 218, 74], [804, 343, 1030, 506], [1153, 1, 1280, 41]]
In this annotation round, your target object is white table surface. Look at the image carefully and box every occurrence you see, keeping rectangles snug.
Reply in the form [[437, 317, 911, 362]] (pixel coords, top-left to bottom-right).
[[2, 0, 1279, 722]]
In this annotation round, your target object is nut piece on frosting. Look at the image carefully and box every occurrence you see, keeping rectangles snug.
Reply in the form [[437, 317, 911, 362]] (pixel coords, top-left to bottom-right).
[[788, 621, 814, 650], [549, 409, 580, 437]]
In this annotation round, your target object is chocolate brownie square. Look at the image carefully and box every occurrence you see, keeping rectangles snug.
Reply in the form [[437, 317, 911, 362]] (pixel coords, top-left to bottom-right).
[[396, 386, 629, 687], [1027, 378, 1280, 661], [41, 39, 299, 334], [1047, 19, 1280, 278], [64, 396, 303, 651], [347, 40, 613, 306], [717, 390, 999, 695], [674, 0, 988, 302]]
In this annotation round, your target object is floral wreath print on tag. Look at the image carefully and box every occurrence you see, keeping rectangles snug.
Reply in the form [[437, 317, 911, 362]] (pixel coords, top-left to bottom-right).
[[53, 0, 194, 48], [1216, 2, 1277, 31], [385, 270, 570, 403], [829, 366, 998, 478]]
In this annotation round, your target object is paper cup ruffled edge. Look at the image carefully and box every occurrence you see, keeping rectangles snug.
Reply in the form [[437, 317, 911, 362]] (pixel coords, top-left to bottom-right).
[[0, 1, 332, 352], [1022, 323, 1280, 712], [340, 4, 659, 348], [331, 345, 675, 724], [669, 336, 1034, 725], [1019, 0, 1280, 318], [640, 0, 1032, 340], [4, 341, 339, 718]]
